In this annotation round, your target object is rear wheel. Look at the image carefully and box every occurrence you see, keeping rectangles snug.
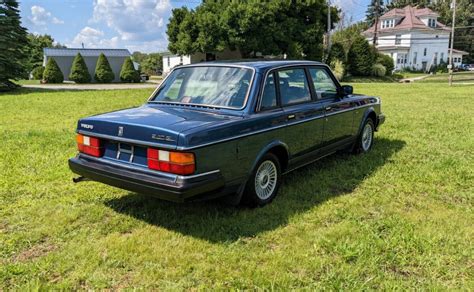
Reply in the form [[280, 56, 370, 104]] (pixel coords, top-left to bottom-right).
[[353, 119, 375, 154], [243, 153, 281, 207]]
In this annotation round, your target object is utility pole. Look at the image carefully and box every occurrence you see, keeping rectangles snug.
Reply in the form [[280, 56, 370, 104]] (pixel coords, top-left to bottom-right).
[[448, 0, 456, 86], [327, 0, 332, 51], [373, 0, 380, 46]]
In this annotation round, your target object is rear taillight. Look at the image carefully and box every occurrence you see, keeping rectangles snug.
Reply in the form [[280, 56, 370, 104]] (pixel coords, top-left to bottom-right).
[[76, 134, 103, 157], [147, 148, 195, 175]]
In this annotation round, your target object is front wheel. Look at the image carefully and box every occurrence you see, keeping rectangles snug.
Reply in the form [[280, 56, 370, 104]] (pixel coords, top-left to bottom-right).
[[353, 119, 375, 154], [243, 153, 281, 207]]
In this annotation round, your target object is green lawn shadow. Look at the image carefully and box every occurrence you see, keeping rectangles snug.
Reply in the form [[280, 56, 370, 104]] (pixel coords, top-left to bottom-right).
[[105, 137, 405, 243]]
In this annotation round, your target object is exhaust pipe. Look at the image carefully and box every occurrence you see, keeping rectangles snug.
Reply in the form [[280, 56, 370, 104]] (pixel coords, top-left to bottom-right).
[[73, 176, 89, 183]]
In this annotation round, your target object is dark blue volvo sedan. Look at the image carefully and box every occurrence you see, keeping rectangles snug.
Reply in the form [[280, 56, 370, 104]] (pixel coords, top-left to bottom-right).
[[69, 60, 385, 206]]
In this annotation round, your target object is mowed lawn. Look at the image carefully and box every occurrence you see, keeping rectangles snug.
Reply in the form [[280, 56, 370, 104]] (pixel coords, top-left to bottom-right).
[[0, 83, 472, 289]]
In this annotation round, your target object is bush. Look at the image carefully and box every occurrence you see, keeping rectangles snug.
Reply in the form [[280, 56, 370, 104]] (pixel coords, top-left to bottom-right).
[[327, 42, 346, 64], [120, 57, 140, 83], [31, 66, 44, 80], [347, 37, 377, 76], [435, 61, 448, 73], [372, 63, 386, 77], [377, 54, 394, 75], [330, 59, 345, 81], [43, 58, 63, 83], [94, 53, 115, 83], [69, 53, 91, 83]]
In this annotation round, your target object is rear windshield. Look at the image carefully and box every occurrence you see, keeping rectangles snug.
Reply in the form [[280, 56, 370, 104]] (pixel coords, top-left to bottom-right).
[[150, 66, 253, 109]]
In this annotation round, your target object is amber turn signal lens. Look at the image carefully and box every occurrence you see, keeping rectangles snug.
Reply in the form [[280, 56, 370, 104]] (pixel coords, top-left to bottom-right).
[[170, 152, 195, 164]]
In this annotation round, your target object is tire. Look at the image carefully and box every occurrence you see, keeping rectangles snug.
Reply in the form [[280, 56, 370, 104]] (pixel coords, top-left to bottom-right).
[[353, 119, 375, 154], [242, 153, 282, 207]]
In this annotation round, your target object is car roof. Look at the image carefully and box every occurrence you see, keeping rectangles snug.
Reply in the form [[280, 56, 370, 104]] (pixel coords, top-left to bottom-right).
[[181, 60, 324, 72]]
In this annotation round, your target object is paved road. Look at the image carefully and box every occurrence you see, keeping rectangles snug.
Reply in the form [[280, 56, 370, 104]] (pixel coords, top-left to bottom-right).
[[22, 83, 159, 90]]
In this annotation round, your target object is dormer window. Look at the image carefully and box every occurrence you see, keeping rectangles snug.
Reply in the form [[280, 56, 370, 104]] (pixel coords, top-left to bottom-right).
[[428, 18, 436, 27], [382, 19, 395, 29]]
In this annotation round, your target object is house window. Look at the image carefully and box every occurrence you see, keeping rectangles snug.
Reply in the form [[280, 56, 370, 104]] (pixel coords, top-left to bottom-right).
[[397, 54, 407, 64], [167, 57, 170, 67], [179, 56, 183, 65], [382, 19, 395, 29], [428, 18, 436, 27], [440, 52, 444, 62], [395, 35, 401, 45], [424, 48, 427, 56], [413, 52, 417, 64], [434, 52, 438, 65]]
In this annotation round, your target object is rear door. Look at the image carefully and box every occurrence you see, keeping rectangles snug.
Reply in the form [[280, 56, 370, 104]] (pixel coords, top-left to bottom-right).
[[308, 67, 355, 149], [276, 67, 325, 160]]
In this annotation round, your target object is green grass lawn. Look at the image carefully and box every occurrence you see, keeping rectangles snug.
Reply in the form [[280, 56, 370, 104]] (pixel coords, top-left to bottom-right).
[[1, 84, 473, 289]]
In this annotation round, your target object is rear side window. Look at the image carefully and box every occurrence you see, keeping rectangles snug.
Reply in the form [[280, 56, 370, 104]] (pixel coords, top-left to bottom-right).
[[277, 69, 311, 106], [309, 68, 338, 99], [260, 73, 277, 110]]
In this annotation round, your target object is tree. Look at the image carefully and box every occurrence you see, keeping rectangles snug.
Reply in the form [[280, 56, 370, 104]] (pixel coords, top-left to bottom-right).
[[0, 0, 28, 90], [366, 0, 386, 26], [166, 1, 339, 60], [69, 53, 91, 83], [331, 22, 369, 55], [347, 37, 377, 76], [94, 53, 115, 83], [140, 53, 163, 75], [132, 51, 147, 63], [327, 42, 346, 64], [120, 57, 140, 83], [43, 57, 63, 83]]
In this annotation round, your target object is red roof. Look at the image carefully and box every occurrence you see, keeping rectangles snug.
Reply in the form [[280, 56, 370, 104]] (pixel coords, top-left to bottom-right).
[[364, 5, 450, 35]]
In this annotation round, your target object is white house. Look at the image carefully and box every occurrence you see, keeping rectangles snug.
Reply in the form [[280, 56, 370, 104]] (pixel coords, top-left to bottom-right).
[[363, 5, 462, 72], [162, 50, 242, 74]]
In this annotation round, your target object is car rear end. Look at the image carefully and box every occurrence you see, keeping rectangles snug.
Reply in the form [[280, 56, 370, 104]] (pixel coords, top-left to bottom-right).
[[69, 115, 226, 202]]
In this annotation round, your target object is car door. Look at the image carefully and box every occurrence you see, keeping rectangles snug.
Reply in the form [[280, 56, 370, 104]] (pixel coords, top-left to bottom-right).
[[276, 67, 325, 161], [308, 67, 355, 150]]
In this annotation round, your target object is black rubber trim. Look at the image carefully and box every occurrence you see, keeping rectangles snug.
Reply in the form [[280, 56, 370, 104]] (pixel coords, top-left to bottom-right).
[[69, 156, 225, 202]]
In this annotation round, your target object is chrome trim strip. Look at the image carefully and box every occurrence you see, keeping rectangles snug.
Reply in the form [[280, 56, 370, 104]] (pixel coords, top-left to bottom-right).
[[78, 130, 177, 150], [79, 154, 221, 181], [177, 104, 375, 151], [147, 64, 257, 111]]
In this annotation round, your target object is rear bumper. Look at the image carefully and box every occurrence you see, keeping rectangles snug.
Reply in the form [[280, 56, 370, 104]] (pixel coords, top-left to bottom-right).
[[376, 114, 385, 130], [69, 155, 225, 202]]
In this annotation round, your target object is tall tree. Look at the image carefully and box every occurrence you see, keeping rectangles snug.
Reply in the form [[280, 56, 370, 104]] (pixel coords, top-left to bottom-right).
[[69, 53, 91, 83], [0, 0, 28, 90], [94, 53, 114, 83], [366, 0, 386, 26], [166, 1, 339, 60], [140, 53, 163, 75]]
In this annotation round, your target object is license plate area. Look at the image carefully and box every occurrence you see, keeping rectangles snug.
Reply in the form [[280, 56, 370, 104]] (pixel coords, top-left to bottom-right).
[[116, 143, 135, 163]]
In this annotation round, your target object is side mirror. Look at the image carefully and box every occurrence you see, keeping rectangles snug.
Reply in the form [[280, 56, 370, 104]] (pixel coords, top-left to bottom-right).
[[341, 85, 353, 96]]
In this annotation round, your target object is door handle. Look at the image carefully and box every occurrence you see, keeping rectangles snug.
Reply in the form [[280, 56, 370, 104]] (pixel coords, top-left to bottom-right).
[[325, 106, 332, 111], [287, 114, 296, 120]]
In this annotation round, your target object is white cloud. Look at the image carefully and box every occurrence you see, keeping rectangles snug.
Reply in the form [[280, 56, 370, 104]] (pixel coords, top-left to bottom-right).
[[29, 5, 64, 26], [92, 0, 172, 42], [68, 26, 119, 48]]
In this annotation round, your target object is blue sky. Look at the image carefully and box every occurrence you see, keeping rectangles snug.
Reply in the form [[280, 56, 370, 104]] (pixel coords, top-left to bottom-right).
[[19, 0, 370, 53]]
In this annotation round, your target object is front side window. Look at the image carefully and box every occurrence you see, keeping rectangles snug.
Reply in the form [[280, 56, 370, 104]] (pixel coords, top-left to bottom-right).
[[309, 68, 338, 99], [151, 66, 253, 109], [277, 68, 311, 106], [260, 73, 277, 110]]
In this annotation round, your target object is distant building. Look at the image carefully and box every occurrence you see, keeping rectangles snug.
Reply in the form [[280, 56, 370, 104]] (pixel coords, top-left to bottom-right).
[[363, 5, 465, 72], [43, 48, 131, 82], [162, 50, 242, 74], [449, 48, 469, 67]]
